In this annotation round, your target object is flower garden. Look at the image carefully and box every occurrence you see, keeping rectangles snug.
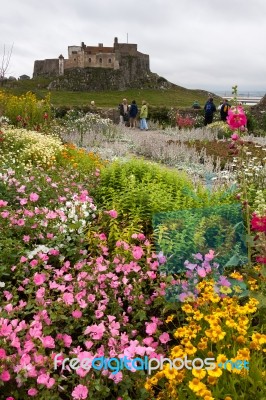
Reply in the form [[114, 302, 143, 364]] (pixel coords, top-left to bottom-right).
[[0, 88, 265, 400]]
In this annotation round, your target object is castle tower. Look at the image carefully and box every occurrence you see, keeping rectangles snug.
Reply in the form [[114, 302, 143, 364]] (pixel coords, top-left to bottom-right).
[[58, 54, 64, 76]]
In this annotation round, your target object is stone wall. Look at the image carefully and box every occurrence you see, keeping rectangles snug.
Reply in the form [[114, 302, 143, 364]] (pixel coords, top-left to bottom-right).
[[47, 54, 156, 91], [33, 59, 59, 77]]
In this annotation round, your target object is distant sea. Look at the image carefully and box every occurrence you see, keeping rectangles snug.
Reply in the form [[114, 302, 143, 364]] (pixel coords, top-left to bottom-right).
[[214, 90, 265, 97]]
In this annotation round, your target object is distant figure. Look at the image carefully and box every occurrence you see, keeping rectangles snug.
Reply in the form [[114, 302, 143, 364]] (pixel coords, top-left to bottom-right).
[[192, 100, 201, 109], [129, 100, 138, 128], [204, 97, 216, 126], [118, 98, 129, 125], [217, 101, 223, 111], [140, 100, 148, 130], [220, 99, 231, 122]]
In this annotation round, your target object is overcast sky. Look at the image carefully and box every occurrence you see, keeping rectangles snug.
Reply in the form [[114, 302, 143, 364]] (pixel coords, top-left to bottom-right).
[[1, 0, 265, 93]]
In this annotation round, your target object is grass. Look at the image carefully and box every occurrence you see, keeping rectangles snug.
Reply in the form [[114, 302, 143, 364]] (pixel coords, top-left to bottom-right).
[[1, 77, 221, 108]]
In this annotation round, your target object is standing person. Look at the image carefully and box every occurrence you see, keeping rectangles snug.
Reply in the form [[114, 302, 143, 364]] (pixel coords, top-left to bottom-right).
[[129, 100, 138, 128], [220, 98, 231, 122], [140, 100, 148, 131], [118, 98, 129, 125], [204, 97, 216, 126]]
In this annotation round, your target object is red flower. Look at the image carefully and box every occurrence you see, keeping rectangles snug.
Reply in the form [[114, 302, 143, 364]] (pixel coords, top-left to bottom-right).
[[251, 214, 266, 232], [256, 256, 266, 264]]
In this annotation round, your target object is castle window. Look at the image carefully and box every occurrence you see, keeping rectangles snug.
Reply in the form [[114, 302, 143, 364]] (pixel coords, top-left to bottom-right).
[[72, 51, 77, 54], [108, 58, 112, 63], [99, 58, 102, 63], [74, 58, 76, 61], [88, 58, 91, 63]]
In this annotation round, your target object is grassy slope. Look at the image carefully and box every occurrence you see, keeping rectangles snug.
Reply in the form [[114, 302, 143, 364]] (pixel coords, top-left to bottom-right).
[[2, 77, 220, 108]]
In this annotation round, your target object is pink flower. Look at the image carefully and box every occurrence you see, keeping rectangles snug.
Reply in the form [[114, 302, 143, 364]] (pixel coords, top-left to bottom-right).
[[72, 310, 82, 319], [29, 193, 39, 202], [132, 246, 144, 260], [62, 292, 74, 305], [197, 267, 206, 278], [107, 209, 118, 218], [41, 336, 55, 348], [205, 249, 215, 261], [0, 348, 7, 358], [0, 200, 8, 207], [28, 388, 38, 396], [84, 323, 105, 340], [227, 106, 247, 130], [62, 334, 72, 347], [33, 273, 46, 285], [0, 370, 10, 381], [72, 384, 89, 399], [20, 256, 28, 263], [30, 259, 39, 268], [159, 332, 170, 344], [145, 322, 157, 335], [20, 198, 28, 205], [231, 133, 240, 141]]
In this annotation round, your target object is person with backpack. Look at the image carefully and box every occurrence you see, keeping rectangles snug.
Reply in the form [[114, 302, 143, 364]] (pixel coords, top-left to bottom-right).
[[129, 100, 138, 128], [204, 97, 216, 126], [220, 99, 231, 122]]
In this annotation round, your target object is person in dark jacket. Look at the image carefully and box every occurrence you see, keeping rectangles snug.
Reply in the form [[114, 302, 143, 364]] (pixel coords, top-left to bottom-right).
[[204, 97, 216, 125], [220, 99, 231, 122], [129, 100, 138, 128]]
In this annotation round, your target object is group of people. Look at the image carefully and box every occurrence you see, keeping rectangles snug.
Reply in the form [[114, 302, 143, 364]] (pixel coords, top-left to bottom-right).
[[203, 97, 231, 126], [118, 99, 148, 130]]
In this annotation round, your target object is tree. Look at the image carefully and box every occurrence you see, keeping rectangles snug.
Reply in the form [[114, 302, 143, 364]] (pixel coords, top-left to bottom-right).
[[0, 44, 13, 85]]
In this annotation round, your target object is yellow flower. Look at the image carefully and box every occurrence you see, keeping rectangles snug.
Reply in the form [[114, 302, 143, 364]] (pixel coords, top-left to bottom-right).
[[150, 376, 158, 385], [252, 332, 266, 345], [236, 348, 250, 360], [182, 304, 193, 313], [192, 368, 206, 379], [185, 343, 197, 355], [236, 335, 246, 344], [224, 397, 233, 400], [207, 376, 217, 385], [220, 286, 232, 294], [193, 310, 204, 320], [217, 354, 228, 365], [207, 364, 223, 377], [166, 314, 174, 323], [170, 345, 184, 358], [164, 364, 179, 380], [188, 378, 206, 393], [230, 272, 243, 280]]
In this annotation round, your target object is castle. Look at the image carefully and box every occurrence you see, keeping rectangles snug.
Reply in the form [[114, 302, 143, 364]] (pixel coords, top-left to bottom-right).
[[33, 37, 150, 77]]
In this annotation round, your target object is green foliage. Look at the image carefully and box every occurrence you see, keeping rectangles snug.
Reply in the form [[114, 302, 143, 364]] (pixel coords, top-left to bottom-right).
[[153, 204, 247, 273], [148, 106, 173, 127], [94, 158, 236, 240], [206, 120, 233, 138]]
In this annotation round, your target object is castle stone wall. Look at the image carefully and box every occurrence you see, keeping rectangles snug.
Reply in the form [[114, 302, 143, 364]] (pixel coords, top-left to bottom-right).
[[33, 59, 59, 77]]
